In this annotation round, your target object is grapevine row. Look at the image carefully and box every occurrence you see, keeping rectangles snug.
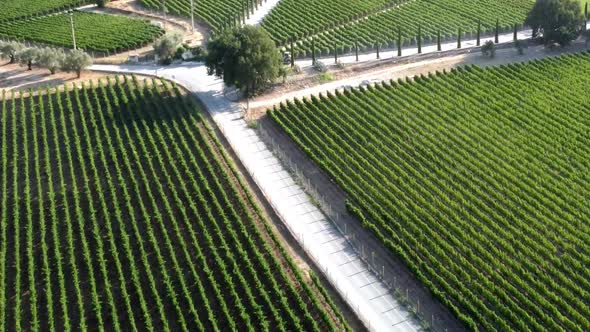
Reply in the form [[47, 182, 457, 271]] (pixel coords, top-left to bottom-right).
[[270, 52, 590, 331]]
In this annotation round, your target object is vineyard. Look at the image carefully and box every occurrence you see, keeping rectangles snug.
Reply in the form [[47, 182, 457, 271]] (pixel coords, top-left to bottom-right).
[[0, 0, 90, 22], [0, 12, 164, 54], [287, 0, 533, 55], [139, 0, 250, 30], [0, 76, 348, 331], [261, 0, 393, 44], [270, 53, 590, 331]]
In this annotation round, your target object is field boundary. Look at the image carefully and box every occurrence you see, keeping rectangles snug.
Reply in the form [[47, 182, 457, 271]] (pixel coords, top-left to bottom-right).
[[257, 115, 467, 332]]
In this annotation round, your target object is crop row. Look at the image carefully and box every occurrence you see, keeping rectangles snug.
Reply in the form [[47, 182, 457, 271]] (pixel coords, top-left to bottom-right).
[[261, 0, 396, 45], [0, 0, 90, 22], [139, 0, 260, 30], [265, 0, 533, 53], [269, 52, 590, 331], [0, 77, 343, 331], [0, 12, 164, 54]]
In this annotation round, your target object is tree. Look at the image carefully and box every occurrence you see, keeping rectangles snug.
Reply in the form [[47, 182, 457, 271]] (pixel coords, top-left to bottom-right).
[[481, 40, 496, 58], [61, 49, 93, 78], [15, 48, 41, 70], [525, 0, 584, 46], [153, 31, 183, 64], [39, 48, 66, 74], [96, 0, 110, 8], [0, 41, 24, 64], [205, 25, 281, 97]]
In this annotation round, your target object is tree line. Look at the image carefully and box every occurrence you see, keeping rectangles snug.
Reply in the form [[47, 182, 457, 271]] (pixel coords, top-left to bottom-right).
[[0, 41, 92, 77]]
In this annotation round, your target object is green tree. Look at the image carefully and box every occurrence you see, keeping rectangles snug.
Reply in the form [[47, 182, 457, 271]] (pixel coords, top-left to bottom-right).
[[61, 49, 93, 78], [96, 0, 110, 7], [525, 0, 584, 46], [38, 48, 66, 74], [15, 48, 40, 70], [481, 40, 496, 58], [0, 41, 24, 64], [205, 25, 281, 97], [153, 31, 183, 64]]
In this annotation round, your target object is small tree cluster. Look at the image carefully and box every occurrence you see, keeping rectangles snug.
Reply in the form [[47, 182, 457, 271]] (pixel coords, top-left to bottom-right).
[[0, 41, 92, 77]]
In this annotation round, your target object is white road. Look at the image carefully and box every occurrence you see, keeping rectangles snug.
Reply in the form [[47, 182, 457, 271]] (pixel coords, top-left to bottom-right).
[[245, 0, 282, 26], [90, 62, 421, 332]]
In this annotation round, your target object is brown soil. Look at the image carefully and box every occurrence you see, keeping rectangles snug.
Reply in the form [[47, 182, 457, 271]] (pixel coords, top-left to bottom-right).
[[0, 63, 108, 95]]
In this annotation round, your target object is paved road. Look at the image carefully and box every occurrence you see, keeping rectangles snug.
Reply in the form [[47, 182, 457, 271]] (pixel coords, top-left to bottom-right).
[[245, 0, 282, 25], [90, 62, 421, 332]]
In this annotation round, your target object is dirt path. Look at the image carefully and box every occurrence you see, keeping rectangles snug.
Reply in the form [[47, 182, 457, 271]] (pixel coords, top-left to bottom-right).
[[246, 38, 590, 118]]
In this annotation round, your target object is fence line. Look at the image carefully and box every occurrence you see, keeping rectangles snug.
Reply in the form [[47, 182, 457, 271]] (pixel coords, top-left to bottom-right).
[[255, 120, 456, 331]]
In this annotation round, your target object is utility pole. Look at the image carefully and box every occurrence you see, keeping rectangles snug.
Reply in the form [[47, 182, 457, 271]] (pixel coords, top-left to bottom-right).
[[190, 0, 195, 32], [69, 12, 77, 50]]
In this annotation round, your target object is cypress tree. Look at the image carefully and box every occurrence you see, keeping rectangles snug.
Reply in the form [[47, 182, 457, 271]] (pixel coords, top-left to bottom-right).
[[476, 20, 481, 46], [457, 27, 461, 48], [376, 42, 380, 59], [397, 27, 402, 56], [334, 41, 338, 63], [355, 41, 359, 61], [290, 37, 295, 67], [437, 30, 441, 51], [417, 24, 422, 54], [586, 2, 588, 19], [495, 19, 499, 43], [311, 38, 316, 65], [513, 23, 518, 41]]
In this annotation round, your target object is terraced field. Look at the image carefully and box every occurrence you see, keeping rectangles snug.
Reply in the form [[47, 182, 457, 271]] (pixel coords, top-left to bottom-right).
[[0, 76, 348, 332], [0, 12, 164, 53], [270, 53, 590, 331]]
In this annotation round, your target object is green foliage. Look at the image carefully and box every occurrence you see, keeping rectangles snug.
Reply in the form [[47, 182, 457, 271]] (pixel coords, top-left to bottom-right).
[[0, 77, 341, 331], [206, 26, 281, 97], [138, 0, 247, 31], [61, 49, 92, 77], [38, 48, 66, 74], [266, 0, 533, 55], [0, 12, 163, 53], [0, 41, 23, 63], [525, 0, 584, 46], [96, 0, 110, 7], [153, 31, 183, 63], [0, 0, 90, 22], [270, 53, 590, 331], [481, 40, 496, 57], [15, 48, 41, 70]]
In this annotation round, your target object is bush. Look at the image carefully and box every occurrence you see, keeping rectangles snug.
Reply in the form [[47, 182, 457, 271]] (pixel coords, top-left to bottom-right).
[[481, 40, 496, 58], [153, 31, 183, 64], [514, 40, 527, 55], [313, 61, 328, 73]]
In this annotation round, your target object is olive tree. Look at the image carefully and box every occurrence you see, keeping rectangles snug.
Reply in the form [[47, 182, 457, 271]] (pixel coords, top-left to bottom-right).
[[15, 47, 41, 70], [61, 49, 93, 78], [153, 31, 183, 64], [0, 41, 24, 64], [39, 48, 66, 74], [526, 0, 584, 46]]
